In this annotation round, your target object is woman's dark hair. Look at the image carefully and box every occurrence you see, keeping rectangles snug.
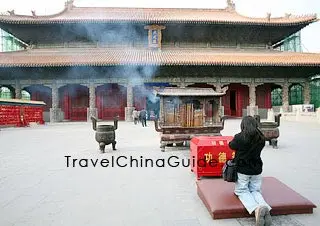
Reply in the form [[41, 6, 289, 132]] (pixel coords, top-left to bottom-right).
[[240, 116, 264, 142]]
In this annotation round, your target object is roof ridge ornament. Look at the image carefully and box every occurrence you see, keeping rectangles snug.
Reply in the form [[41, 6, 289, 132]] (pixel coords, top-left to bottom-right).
[[7, 10, 15, 15], [267, 12, 271, 21], [65, 0, 75, 10], [26, 44, 34, 50], [226, 0, 236, 11]]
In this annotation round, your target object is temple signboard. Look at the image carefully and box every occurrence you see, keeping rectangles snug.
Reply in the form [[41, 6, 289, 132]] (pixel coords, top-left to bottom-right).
[[144, 25, 166, 49]]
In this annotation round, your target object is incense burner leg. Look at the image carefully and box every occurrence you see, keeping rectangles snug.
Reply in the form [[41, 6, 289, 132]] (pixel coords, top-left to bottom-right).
[[176, 142, 184, 147], [99, 142, 106, 153], [271, 139, 278, 149], [112, 141, 117, 150], [160, 142, 165, 152]]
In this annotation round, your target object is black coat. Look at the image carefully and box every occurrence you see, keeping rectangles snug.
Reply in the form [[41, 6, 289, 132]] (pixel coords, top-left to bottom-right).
[[228, 132, 265, 175], [139, 110, 147, 119]]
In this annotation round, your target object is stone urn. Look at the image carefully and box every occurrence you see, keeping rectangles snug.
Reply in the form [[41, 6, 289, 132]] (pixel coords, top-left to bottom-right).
[[254, 114, 281, 149], [91, 116, 118, 153]]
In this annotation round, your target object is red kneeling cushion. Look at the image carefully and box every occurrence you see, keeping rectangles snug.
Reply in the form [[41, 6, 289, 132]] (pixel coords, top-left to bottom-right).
[[197, 177, 317, 219]]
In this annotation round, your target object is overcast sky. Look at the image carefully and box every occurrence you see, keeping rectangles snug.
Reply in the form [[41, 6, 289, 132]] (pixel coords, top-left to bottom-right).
[[0, 0, 319, 52]]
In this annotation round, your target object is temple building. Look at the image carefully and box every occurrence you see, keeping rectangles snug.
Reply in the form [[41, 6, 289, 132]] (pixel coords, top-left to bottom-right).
[[0, 0, 320, 122]]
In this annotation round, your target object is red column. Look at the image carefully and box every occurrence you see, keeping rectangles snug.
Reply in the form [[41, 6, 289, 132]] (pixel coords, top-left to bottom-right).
[[222, 93, 230, 116], [63, 88, 70, 120], [96, 88, 102, 119], [236, 87, 243, 117], [265, 85, 272, 108], [119, 85, 127, 120]]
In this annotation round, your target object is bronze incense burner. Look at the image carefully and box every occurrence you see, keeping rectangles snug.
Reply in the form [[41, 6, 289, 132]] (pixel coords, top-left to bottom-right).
[[254, 114, 281, 149], [91, 116, 118, 153], [153, 87, 227, 152]]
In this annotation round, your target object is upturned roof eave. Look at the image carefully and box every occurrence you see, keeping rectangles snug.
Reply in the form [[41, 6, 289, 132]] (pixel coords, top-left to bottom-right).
[[0, 18, 317, 27], [0, 62, 319, 68], [0, 4, 317, 26]]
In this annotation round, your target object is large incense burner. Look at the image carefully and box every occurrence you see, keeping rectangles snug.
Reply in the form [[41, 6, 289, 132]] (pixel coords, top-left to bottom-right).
[[254, 114, 281, 149], [91, 116, 118, 152], [154, 87, 227, 152]]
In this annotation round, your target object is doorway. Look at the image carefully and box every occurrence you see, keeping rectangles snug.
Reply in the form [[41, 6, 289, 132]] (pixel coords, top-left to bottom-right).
[[97, 84, 126, 120], [230, 90, 236, 116], [146, 96, 160, 120]]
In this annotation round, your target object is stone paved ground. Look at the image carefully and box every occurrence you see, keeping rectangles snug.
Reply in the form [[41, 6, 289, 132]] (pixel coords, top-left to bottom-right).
[[0, 119, 319, 226]]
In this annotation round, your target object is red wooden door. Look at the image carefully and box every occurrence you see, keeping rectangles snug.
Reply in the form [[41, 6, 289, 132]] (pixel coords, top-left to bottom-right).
[[61, 86, 88, 121], [70, 88, 88, 121], [223, 85, 248, 117], [98, 85, 126, 120]]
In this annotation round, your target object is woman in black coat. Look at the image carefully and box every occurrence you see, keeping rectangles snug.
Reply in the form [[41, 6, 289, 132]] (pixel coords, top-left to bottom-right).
[[229, 116, 272, 226]]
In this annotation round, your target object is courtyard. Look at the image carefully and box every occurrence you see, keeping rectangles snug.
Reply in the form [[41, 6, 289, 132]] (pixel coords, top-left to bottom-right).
[[0, 119, 319, 226]]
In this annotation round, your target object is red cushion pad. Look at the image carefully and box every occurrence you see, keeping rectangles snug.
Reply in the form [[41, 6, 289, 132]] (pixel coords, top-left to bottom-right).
[[197, 177, 317, 219]]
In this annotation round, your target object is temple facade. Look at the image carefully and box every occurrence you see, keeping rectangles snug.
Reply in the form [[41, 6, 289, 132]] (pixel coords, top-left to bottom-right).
[[0, 0, 320, 122]]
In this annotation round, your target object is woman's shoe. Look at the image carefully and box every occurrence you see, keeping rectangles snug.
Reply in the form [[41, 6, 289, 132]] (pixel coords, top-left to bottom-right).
[[255, 206, 268, 226], [264, 210, 272, 226]]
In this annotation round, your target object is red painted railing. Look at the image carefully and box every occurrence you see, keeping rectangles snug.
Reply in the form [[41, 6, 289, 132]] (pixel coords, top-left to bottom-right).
[[0, 105, 21, 127], [0, 100, 45, 127], [22, 106, 45, 125]]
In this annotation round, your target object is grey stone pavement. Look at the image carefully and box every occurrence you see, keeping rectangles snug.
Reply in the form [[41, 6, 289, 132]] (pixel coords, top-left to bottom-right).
[[0, 119, 319, 226]]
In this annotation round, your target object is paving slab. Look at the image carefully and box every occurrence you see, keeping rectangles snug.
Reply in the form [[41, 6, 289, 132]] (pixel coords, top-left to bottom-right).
[[0, 119, 319, 226]]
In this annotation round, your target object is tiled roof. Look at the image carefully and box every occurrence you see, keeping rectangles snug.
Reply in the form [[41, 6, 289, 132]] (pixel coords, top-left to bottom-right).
[[0, 48, 320, 68], [0, 98, 46, 105], [0, 4, 317, 25], [155, 87, 225, 97]]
